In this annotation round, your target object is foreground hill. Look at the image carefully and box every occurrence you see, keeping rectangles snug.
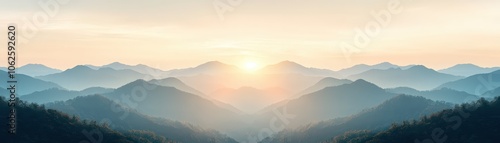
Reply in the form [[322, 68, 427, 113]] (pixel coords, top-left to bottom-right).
[[0, 97, 174, 143], [47, 95, 238, 143], [327, 96, 500, 143], [261, 95, 451, 143]]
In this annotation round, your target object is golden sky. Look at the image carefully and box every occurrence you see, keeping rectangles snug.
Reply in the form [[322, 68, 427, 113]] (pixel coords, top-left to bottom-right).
[[1, 0, 499, 70]]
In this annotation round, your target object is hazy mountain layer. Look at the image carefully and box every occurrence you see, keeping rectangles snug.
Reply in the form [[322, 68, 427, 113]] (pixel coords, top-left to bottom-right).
[[349, 65, 462, 90]]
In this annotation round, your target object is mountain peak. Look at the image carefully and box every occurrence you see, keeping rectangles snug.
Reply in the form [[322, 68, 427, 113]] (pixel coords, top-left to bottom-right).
[[17, 64, 62, 76], [196, 61, 228, 68], [374, 62, 397, 67], [68, 65, 94, 71], [455, 63, 480, 67], [346, 79, 385, 91], [318, 77, 340, 82], [22, 63, 51, 68], [407, 65, 431, 71], [106, 62, 128, 66], [352, 79, 373, 85], [116, 79, 151, 90], [275, 60, 305, 68], [150, 77, 183, 84]]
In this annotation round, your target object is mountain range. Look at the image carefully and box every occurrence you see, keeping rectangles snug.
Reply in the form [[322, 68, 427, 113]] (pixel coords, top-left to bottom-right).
[[4, 61, 500, 142], [259, 61, 342, 78], [37, 65, 148, 90], [439, 64, 500, 77], [437, 70, 500, 95], [0, 70, 63, 95], [0, 64, 62, 77], [99, 62, 169, 78], [348, 65, 463, 90], [337, 62, 414, 77]]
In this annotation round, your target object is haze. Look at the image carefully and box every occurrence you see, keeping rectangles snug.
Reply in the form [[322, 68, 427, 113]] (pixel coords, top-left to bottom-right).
[[1, 0, 499, 70]]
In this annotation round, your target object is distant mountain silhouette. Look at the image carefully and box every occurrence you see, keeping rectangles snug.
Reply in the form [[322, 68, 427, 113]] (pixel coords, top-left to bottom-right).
[[262, 95, 452, 143], [37, 65, 147, 90], [296, 77, 352, 97], [101, 62, 168, 78], [0, 97, 174, 143], [15, 64, 62, 76], [337, 62, 407, 77], [260, 61, 342, 78], [47, 95, 238, 143], [165, 61, 336, 96], [328, 97, 500, 143], [0, 70, 63, 95], [167, 61, 240, 76], [439, 64, 500, 77], [349, 65, 462, 90], [437, 70, 500, 95], [387, 87, 480, 104]]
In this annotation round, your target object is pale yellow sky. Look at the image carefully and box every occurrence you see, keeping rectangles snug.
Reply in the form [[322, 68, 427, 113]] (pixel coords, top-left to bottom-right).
[[1, 0, 499, 71]]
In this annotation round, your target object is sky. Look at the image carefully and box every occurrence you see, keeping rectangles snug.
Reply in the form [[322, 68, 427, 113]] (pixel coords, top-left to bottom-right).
[[1, 0, 499, 71]]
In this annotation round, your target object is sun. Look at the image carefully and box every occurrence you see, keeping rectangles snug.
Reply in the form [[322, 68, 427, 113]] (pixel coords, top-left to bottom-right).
[[242, 61, 259, 72]]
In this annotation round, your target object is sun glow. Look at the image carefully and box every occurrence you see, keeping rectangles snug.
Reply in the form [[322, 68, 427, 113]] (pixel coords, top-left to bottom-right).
[[242, 61, 259, 72]]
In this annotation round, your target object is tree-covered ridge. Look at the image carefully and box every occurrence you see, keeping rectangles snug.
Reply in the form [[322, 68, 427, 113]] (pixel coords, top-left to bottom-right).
[[260, 95, 452, 143], [0, 96, 175, 143], [327, 96, 500, 143]]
